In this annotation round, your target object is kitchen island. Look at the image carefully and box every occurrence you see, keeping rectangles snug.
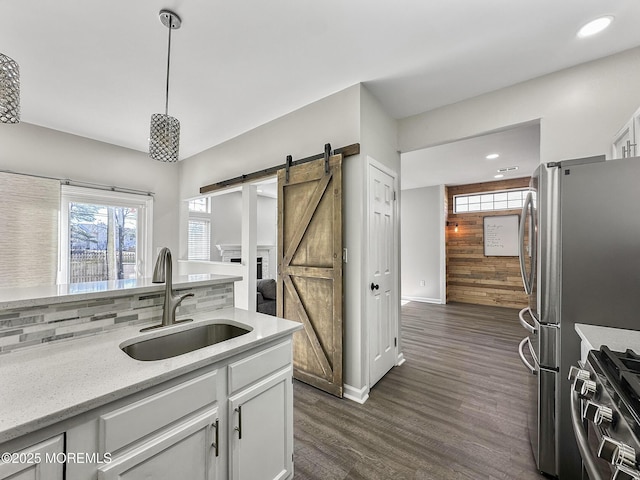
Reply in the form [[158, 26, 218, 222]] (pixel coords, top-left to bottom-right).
[[0, 275, 301, 480]]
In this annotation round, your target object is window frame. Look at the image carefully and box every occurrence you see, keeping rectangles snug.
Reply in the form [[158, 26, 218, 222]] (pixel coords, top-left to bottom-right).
[[453, 187, 528, 214], [187, 197, 212, 261], [59, 186, 154, 284]]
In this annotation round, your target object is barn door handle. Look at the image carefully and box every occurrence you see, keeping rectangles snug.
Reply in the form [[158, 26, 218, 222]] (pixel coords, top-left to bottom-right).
[[370, 283, 379, 291]]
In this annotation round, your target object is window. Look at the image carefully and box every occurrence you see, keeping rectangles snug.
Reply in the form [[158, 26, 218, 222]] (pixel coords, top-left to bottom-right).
[[188, 197, 209, 213], [188, 197, 211, 261], [60, 186, 153, 284], [454, 188, 528, 214]]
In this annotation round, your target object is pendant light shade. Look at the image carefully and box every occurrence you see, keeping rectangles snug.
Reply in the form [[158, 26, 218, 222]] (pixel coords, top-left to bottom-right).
[[149, 10, 181, 162], [0, 52, 20, 124], [150, 113, 180, 162]]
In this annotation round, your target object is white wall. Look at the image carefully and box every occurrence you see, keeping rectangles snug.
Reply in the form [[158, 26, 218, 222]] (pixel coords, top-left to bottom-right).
[[399, 47, 640, 162], [257, 195, 277, 278], [343, 85, 400, 400], [0, 122, 180, 268], [401, 185, 445, 303], [210, 191, 243, 261], [179, 85, 361, 199]]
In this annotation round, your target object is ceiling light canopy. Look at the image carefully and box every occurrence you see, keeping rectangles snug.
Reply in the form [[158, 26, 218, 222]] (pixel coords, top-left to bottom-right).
[[149, 10, 182, 163], [0, 52, 20, 124], [486, 153, 499, 160], [578, 16, 613, 38]]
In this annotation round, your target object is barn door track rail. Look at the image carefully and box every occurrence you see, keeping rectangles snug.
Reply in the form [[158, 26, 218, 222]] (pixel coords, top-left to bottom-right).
[[199, 143, 359, 194]]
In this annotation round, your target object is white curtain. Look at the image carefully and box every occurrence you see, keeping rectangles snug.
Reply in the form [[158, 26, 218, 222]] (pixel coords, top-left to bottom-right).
[[0, 172, 60, 288]]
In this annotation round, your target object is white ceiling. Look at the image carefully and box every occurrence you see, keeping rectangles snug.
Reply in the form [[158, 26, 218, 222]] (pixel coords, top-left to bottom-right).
[[2, 1, 640, 161], [401, 123, 541, 190]]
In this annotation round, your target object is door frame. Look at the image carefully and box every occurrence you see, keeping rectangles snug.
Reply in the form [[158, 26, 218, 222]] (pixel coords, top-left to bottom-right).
[[364, 156, 403, 393]]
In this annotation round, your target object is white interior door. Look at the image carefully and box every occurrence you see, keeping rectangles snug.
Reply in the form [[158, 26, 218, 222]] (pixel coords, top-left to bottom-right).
[[368, 162, 397, 388]]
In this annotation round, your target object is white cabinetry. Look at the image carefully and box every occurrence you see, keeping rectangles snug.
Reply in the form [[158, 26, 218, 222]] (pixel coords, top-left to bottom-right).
[[0, 435, 64, 480], [96, 370, 222, 480], [0, 337, 295, 480], [612, 107, 640, 158], [227, 340, 294, 480], [98, 409, 219, 480]]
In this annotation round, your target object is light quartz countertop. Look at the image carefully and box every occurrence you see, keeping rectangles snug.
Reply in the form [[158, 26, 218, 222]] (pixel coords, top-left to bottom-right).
[[575, 323, 640, 353], [0, 307, 301, 444], [0, 274, 242, 311]]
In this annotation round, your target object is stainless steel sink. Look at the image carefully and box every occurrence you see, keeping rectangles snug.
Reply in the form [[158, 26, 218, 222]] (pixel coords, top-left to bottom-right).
[[121, 322, 252, 361]]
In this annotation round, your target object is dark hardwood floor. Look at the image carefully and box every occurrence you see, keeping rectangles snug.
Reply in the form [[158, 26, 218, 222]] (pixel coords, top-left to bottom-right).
[[292, 301, 547, 479]]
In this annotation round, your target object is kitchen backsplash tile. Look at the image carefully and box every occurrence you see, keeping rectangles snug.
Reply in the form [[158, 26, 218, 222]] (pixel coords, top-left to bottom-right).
[[0, 283, 234, 354]]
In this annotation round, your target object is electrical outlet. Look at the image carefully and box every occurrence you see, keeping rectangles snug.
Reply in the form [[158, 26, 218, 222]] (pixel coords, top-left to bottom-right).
[[419, 280, 425, 287]]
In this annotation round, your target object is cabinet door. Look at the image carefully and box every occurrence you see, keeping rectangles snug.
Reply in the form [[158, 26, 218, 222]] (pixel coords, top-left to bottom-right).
[[98, 408, 220, 480], [612, 118, 634, 158], [0, 435, 64, 480], [229, 367, 293, 480]]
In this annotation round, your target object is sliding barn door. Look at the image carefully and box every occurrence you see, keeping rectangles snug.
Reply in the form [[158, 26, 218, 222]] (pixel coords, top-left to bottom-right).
[[277, 154, 343, 397]]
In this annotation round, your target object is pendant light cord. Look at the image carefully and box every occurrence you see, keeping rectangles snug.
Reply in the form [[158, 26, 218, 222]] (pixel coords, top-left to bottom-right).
[[164, 14, 172, 116]]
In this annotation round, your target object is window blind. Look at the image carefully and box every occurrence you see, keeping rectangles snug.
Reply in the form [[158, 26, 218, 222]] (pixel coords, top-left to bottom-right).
[[0, 172, 60, 288], [188, 219, 210, 261]]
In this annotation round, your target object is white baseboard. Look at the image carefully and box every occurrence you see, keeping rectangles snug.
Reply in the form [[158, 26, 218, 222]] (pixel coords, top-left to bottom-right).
[[396, 352, 406, 366], [343, 383, 369, 404], [401, 296, 444, 304]]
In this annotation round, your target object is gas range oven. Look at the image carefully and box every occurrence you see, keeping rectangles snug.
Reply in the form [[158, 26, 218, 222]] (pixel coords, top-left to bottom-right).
[[569, 347, 640, 480]]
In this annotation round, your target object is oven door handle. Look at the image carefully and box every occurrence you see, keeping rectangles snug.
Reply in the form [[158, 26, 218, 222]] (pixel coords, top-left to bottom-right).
[[571, 389, 605, 480], [518, 307, 537, 334], [518, 337, 537, 375]]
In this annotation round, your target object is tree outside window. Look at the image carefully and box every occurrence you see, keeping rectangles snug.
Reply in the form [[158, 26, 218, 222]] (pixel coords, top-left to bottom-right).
[[69, 202, 139, 283]]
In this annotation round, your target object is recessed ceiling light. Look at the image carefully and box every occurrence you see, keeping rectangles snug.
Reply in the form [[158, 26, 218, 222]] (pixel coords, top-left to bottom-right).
[[494, 174, 504, 179], [578, 16, 613, 38], [486, 153, 500, 160]]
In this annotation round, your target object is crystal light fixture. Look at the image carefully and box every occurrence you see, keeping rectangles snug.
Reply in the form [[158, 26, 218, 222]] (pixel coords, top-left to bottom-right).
[[0, 52, 20, 124], [149, 10, 181, 162]]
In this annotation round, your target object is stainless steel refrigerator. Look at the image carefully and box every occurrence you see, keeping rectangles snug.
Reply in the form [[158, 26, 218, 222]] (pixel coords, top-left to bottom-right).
[[517, 155, 640, 479]]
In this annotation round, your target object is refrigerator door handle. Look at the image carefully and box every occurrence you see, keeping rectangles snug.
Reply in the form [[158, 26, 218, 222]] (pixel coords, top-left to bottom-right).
[[518, 337, 537, 375], [571, 389, 605, 480], [519, 307, 537, 334], [519, 191, 534, 294]]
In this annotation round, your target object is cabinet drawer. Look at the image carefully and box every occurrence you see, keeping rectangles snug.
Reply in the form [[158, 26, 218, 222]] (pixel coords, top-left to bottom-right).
[[228, 340, 291, 393], [99, 370, 218, 453]]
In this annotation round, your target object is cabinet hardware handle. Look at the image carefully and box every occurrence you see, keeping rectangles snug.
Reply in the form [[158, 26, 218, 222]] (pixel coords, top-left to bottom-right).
[[234, 406, 242, 439], [211, 419, 219, 456], [370, 282, 379, 291]]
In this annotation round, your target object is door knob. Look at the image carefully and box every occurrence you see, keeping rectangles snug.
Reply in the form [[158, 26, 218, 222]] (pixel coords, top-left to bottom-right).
[[370, 283, 379, 291]]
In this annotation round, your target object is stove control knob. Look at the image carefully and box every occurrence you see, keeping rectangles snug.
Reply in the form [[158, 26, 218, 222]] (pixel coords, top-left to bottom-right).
[[613, 465, 640, 480], [615, 443, 637, 469], [578, 379, 597, 400], [568, 366, 590, 382], [600, 436, 621, 463], [599, 437, 637, 468], [583, 401, 614, 426]]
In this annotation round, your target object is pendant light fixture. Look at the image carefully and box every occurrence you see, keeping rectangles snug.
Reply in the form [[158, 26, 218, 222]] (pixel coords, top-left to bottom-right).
[[0, 52, 20, 124], [149, 10, 181, 162]]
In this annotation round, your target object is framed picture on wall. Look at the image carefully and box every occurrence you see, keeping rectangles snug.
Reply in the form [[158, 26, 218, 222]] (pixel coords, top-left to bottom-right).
[[483, 214, 519, 256]]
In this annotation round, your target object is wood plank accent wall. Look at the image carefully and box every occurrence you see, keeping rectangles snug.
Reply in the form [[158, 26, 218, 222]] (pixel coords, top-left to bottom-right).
[[446, 178, 530, 309]]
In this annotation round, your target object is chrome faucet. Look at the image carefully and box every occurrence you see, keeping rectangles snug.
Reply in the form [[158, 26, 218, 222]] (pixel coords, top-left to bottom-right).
[[151, 247, 194, 328]]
